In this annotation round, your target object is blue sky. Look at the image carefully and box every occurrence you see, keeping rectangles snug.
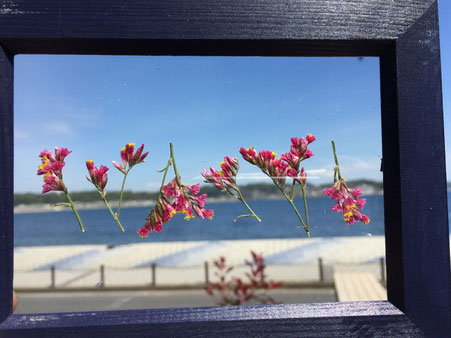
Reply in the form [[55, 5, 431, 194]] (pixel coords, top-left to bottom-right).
[[13, 1, 451, 193]]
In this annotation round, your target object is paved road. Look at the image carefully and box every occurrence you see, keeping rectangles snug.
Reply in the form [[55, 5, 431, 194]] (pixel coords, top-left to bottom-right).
[[15, 288, 336, 314]]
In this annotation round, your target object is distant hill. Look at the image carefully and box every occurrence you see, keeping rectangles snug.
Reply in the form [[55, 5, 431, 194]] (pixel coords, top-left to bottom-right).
[[14, 180, 383, 206]]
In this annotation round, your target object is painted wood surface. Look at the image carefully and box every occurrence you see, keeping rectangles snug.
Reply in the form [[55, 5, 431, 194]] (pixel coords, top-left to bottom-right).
[[0, 301, 424, 337], [0, 0, 449, 337], [0, 0, 435, 56], [0, 45, 13, 325], [380, 2, 451, 336]]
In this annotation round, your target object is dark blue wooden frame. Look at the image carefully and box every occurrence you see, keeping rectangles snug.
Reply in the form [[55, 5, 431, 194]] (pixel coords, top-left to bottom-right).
[[0, 1, 449, 337]]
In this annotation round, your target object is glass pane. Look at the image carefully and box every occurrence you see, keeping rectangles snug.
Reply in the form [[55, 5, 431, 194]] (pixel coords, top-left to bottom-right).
[[13, 55, 385, 313]]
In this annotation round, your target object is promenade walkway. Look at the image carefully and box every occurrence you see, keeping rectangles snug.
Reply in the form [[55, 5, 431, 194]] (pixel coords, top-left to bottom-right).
[[14, 236, 388, 289]]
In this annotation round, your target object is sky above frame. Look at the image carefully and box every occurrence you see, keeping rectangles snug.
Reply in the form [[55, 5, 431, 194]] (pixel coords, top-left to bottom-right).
[[13, 1, 451, 194]]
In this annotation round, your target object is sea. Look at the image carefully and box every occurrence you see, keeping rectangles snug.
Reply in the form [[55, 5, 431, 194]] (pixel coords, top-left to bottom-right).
[[13, 194, 451, 247]]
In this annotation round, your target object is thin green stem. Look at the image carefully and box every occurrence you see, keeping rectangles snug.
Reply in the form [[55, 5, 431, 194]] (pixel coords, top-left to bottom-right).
[[290, 179, 296, 200], [97, 189, 125, 232], [169, 142, 181, 180], [236, 188, 261, 222], [115, 168, 131, 218], [274, 179, 307, 229], [61, 181, 85, 232], [301, 184, 310, 236], [158, 158, 172, 190], [331, 140, 342, 180], [260, 171, 309, 235]]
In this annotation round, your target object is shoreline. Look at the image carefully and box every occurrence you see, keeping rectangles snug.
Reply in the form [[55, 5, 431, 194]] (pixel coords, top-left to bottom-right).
[[14, 191, 383, 214]]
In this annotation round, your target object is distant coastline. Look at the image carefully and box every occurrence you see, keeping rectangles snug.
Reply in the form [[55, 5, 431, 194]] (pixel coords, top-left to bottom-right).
[[14, 180, 383, 214]]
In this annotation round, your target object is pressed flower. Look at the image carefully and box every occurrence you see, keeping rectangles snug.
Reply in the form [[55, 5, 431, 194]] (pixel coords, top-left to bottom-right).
[[202, 156, 260, 222], [37, 147, 72, 193], [116, 143, 148, 172], [86, 159, 124, 232], [112, 143, 149, 218], [323, 140, 370, 226], [86, 160, 109, 192], [37, 147, 84, 231], [240, 135, 315, 236], [239, 147, 259, 165], [281, 134, 315, 171], [139, 143, 213, 238], [42, 172, 64, 193]]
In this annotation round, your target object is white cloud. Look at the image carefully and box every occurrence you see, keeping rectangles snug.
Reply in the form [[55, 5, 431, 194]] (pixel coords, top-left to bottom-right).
[[40, 121, 75, 135], [14, 130, 32, 141], [145, 181, 163, 191]]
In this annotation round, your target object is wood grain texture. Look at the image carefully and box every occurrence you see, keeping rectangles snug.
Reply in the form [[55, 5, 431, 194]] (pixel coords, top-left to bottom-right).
[[0, 301, 424, 337], [0, 45, 13, 324], [380, 2, 451, 337], [0, 0, 449, 337], [0, 0, 435, 56]]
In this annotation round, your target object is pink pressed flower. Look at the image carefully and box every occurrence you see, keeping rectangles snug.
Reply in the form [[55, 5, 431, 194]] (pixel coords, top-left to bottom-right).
[[162, 177, 181, 197], [39, 149, 55, 162], [195, 194, 207, 208], [201, 208, 214, 220], [258, 150, 276, 169], [42, 173, 64, 193], [224, 156, 239, 171], [202, 157, 239, 193], [112, 161, 126, 174], [86, 160, 109, 191], [54, 147, 72, 162], [37, 147, 72, 194], [280, 152, 300, 170], [202, 168, 227, 191], [323, 178, 370, 225], [306, 134, 316, 144], [114, 143, 149, 173], [187, 183, 200, 195], [137, 226, 149, 238], [323, 186, 341, 200], [300, 167, 307, 187], [269, 158, 290, 187], [239, 147, 259, 165], [281, 134, 315, 171], [351, 187, 362, 199], [142, 174, 213, 237]]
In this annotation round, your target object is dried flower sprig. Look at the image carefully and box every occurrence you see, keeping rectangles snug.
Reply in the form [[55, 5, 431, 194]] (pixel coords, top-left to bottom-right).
[[86, 160, 125, 232], [202, 156, 261, 222], [323, 140, 370, 225], [239, 134, 315, 236], [112, 143, 148, 217], [37, 147, 85, 232], [138, 143, 213, 238]]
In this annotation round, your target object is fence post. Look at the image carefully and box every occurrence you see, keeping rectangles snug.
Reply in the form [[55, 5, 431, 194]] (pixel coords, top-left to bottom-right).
[[380, 257, 386, 284], [100, 265, 105, 288], [318, 258, 324, 282], [204, 261, 209, 284], [151, 263, 156, 287], [50, 265, 55, 288]]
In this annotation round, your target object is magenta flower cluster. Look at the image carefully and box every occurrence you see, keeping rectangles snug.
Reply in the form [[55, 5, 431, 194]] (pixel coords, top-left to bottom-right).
[[138, 178, 214, 238], [323, 184, 370, 225], [37, 147, 71, 193]]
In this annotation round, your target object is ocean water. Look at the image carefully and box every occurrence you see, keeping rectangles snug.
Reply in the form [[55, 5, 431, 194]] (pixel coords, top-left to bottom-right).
[[15, 195, 388, 246], [13, 193, 451, 247]]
